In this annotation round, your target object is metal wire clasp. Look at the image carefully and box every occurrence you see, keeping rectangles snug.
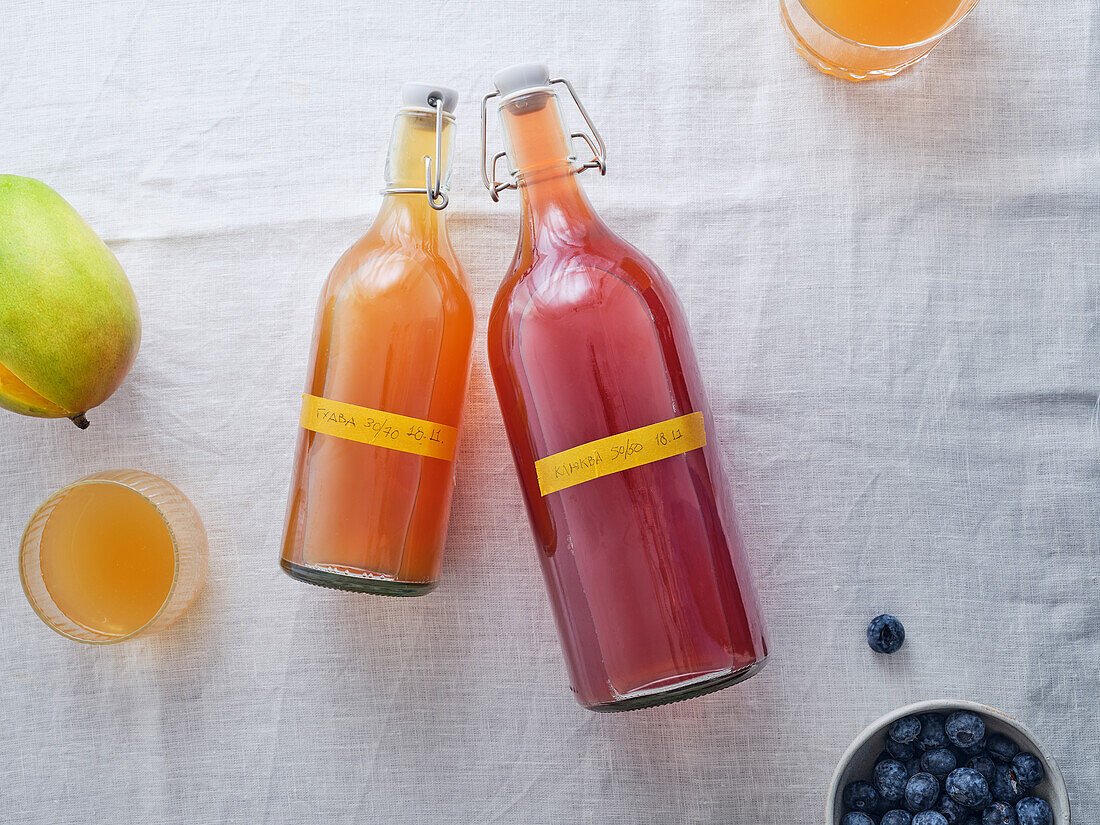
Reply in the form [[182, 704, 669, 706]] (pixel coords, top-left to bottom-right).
[[381, 95, 450, 210], [480, 78, 608, 202]]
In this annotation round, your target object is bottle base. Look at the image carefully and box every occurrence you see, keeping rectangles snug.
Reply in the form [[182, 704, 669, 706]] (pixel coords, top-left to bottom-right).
[[280, 559, 438, 596], [582, 655, 769, 713]]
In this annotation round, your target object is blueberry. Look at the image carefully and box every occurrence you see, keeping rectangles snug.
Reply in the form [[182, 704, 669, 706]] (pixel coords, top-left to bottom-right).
[[945, 712, 986, 749], [868, 614, 906, 653], [922, 748, 958, 778], [905, 773, 940, 812], [887, 737, 919, 761], [1014, 797, 1052, 825], [891, 715, 923, 744], [1010, 753, 1043, 789], [875, 759, 910, 802], [918, 714, 948, 752], [946, 768, 991, 809], [883, 812, 914, 825], [842, 813, 877, 825], [957, 737, 987, 757], [967, 755, 996, 781], [938, 796, 968, 824], [913, 813, 949, 825], [907, 756, 925, 776], [986, 733, 1020, 763], [990, 764, 1022, 804], [844, 780, 880, 814], [982, 802, 1018, 825], [875, 750, 893, 765]]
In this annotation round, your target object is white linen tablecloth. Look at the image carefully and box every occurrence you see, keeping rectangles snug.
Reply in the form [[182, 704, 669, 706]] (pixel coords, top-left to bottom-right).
[[1, 1, 1097, 823]]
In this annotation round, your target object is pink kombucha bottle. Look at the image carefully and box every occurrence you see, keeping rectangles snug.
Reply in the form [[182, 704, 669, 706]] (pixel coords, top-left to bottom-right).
[[482, 64, 768, 711]]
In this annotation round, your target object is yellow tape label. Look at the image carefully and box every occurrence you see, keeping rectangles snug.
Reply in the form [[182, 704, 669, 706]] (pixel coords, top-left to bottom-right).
[[299, 394, 457, 461], [534, 411, 706, 496]]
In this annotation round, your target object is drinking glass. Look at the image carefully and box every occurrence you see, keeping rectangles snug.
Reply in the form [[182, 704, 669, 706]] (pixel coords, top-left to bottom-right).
[[20, 470, 208, 644], [780, 0, 980, 81]]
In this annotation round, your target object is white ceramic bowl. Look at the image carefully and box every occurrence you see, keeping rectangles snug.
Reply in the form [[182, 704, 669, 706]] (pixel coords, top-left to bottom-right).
[[826, 699, 1070, 823]]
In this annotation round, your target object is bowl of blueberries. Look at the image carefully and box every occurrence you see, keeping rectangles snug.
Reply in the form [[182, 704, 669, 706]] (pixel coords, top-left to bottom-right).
[[827, 699, 1069, 825]]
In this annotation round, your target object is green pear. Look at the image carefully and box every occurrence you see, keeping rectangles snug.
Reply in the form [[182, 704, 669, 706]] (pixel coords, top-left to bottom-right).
[[0, 175, 140, 428]]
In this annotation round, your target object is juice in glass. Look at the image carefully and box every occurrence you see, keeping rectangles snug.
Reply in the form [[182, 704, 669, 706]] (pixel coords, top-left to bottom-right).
[[39, 482, 175, 636], [781, 0, 980, 80], [20, 470, 208, 643]]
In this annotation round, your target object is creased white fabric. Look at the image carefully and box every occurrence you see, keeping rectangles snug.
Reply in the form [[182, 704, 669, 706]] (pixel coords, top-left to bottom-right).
[[1, 1, 1097, 823]]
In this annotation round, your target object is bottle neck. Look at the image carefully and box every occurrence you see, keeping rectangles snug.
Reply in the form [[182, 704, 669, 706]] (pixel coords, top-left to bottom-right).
[[500, 91, 602, 248], [371, 194, 449, 248], [374, 109, 454, 247]]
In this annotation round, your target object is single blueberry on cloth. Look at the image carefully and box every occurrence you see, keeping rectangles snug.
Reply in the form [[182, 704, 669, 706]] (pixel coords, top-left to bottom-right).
[[1014, 797, 1052, 825], [868, 614, 906, 653], [946, 768, 992, 809], [905, 773, 941, 812]]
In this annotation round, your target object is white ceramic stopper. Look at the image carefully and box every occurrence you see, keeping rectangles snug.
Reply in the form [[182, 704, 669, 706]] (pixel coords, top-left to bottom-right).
[[401, 83, 458, 113], [492, 63, 551, 97]]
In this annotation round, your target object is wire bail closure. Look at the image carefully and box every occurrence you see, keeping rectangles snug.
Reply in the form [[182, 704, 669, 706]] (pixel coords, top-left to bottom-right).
[[382, 96, 449, 210], [480, 78, 607, 202]]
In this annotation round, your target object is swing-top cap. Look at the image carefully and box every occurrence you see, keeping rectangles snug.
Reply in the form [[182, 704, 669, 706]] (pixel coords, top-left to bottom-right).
[[492, 63, 552, 100], [401, 83, 458, 114], [481, 62, 607, 200]]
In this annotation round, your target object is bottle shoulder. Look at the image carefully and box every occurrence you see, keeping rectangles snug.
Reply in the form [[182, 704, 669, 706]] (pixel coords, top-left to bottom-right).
[[490, 229, 677, 325], [322, 230, 472, 314]]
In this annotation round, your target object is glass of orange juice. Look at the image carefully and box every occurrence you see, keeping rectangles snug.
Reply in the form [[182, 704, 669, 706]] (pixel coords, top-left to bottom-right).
[[19, 470, 208, 644], [780, 0, 980, 80]]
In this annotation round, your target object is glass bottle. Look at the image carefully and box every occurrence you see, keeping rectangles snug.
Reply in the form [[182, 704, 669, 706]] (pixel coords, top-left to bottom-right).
[[482, 64, 768, 710], [281, 84, 473, 595]]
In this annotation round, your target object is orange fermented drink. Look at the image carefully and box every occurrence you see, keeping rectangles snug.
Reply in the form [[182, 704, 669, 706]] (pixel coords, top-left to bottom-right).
[[20, 470, 208, 644], [804, 0, 964, 46], [482, 65, 767, 711], [781, 0, 980, 80], [38, 482, 175, 636], [280, 84, 473, 595]]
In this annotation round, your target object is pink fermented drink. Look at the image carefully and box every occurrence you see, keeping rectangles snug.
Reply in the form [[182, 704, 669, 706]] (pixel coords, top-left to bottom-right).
[[483, 64, 768, 711]]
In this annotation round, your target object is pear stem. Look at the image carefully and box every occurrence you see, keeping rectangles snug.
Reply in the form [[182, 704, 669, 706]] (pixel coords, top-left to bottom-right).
[[69, 413, 90, 430]]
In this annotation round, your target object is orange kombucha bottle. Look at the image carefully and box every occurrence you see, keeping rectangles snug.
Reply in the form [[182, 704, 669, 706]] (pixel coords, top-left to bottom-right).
[[280, 85, 473, 595]]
